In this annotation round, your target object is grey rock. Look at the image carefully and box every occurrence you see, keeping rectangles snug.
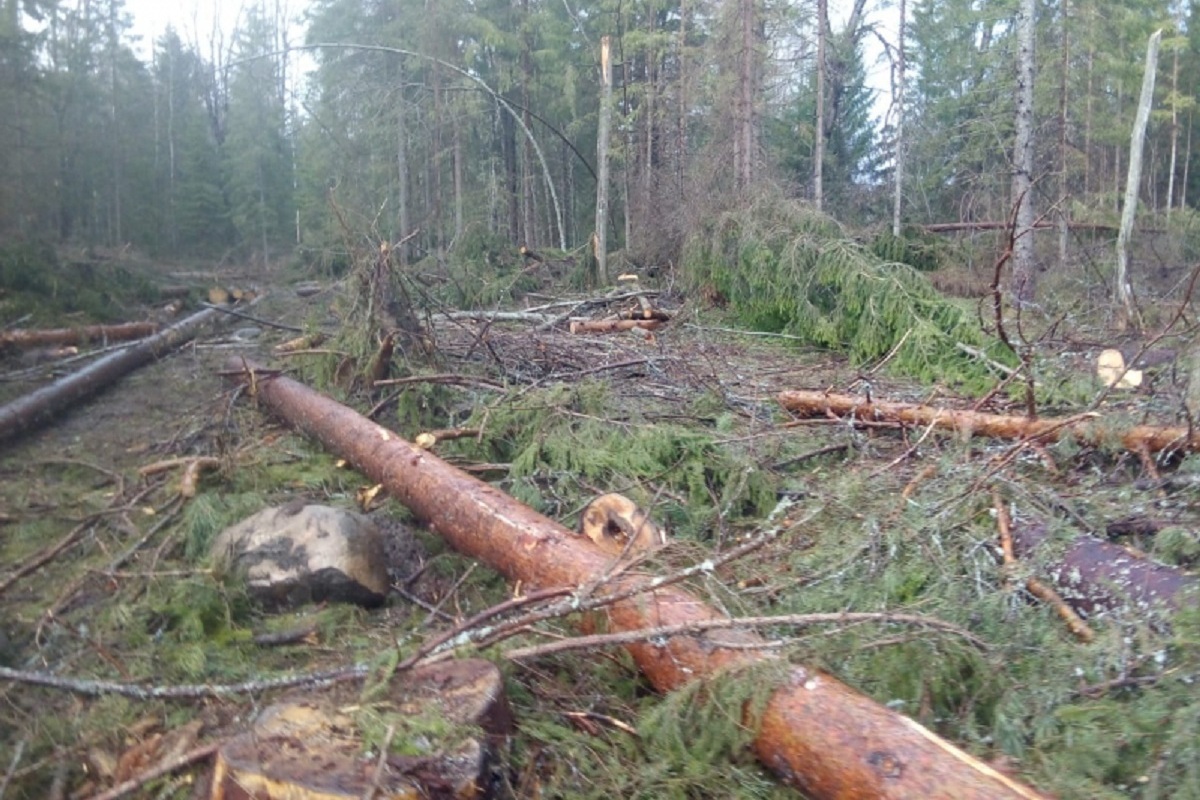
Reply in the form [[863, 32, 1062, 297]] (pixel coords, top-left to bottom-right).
[[212, 504, 389, 609]]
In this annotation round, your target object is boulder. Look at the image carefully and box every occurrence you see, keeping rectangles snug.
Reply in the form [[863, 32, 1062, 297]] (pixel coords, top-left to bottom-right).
[[212, 504, 389, 609]]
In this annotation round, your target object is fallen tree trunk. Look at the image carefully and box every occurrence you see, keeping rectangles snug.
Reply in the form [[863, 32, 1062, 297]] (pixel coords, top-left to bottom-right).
[[0, 308, 220, 444], [921, 221, 1121, 234], [569, 318, 663, 334], [778, 390, 1200, 454], [0, 321, 158, 350], [1011, 520, 1197, 617], [225, 358, 1047, 800]]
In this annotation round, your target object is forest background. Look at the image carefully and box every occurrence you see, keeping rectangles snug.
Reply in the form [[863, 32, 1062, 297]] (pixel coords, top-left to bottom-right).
[[2, 0, 1197, 292]]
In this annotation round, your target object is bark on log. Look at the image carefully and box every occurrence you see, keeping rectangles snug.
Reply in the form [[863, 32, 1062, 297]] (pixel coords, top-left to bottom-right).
[[0, 321, 158, 351], [1011, 520, 1197, 617], [778, 390, 1200, 454], [0, 308, 220, 444], [224, 358, 1047, 800]]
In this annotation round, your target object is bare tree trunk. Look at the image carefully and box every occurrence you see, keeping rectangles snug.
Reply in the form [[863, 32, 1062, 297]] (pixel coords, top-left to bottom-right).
[[595, 36, 613, 284], [1084, 16, 1093, 196], [503, 104, 519, 243], [736, 0, 756, 192], [1116, 29, 1163, 330], [396, 66, 411, 262], [520, 0, 536, 245], [677, 0, 689, 199], [1166, 41, 1180, 216], [453, 108, 464, 244], [1184, 112, 1193, 210], [891, 0, 906, 236], [1010, 0, 1036, 304], [814, 0, 827, 210], [1057, 0, 1070, 270], [106, 0, 122, 245]]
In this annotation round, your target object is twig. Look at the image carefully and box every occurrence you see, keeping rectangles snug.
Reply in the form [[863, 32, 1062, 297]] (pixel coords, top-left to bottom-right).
[[956, 342, 1017, 376], [771, 443, 849, 470], [421, 562, 477, 627], [504, 611, 989, 661], [37, 498, 184, 641], [438, 502, 812, 660], [0, 520, 95, 598], [374, 373, 505, 391], [0, 663, 367, 700], [993, 491, 1094, 643], [395, 587, 573, 673], [198, 301, 302, 332], [683, 324, 815, 342], [0, 739, 26, 800], [85, 742, 220, 800], [361, 724, 397, 800]]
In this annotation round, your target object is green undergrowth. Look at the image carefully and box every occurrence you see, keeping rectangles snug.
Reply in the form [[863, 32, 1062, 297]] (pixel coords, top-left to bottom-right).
[[0, 241, 159, 324], [446, 382, 778, 540], [682, 199, 1017, 393], [503, 659, 796, 799], [753, 445, 1200, 799]]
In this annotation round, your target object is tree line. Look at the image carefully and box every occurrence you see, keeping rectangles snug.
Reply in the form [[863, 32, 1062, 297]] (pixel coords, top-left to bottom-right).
[[0, 0, 1196, 273]]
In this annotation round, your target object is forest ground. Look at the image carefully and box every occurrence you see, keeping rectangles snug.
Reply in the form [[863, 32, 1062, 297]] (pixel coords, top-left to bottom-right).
[[1, 252, 1199, 799]]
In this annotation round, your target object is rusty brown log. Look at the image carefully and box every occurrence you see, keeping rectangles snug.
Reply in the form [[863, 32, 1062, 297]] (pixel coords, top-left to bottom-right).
[[0, 308, 220, 444], [0, 321, 157, 350], [569, 318, 663, 334], [778, 390, 1200, 454], [225, 358, 1047, 800], [1011, 520, 1197, 617]]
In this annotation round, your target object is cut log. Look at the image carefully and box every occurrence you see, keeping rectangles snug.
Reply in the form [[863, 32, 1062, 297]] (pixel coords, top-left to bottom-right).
[[1010, 520, 1197, 617], [569, 318, 663, 334], [0, 321, 157, 351], [224, 358, 1048, 800], [778, 390, 1200, 454], [0, 307, 221, 444]]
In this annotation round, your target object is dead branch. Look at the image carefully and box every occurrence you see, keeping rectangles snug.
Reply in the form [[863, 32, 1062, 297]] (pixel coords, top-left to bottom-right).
[[224, 358, 1049, 800], [374, 373, 505, 391], [85, 742, 220, 800], [994, 492, 1094, 642], [199, 300, 303, 333], [504, 611, 988, 661], [37, 499, 183, 641], [0, 520, 94, 598], [0, 663, 366, 700], [922, 221, 1121, 233], [778, 390, 1200, 454]]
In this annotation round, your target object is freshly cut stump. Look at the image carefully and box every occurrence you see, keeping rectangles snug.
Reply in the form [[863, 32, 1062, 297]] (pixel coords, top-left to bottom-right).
[[210, 659, 512, 799]]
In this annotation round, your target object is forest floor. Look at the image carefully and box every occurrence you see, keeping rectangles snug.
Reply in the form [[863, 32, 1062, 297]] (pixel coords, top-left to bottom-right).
[[2, 253, 1200, 799]]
